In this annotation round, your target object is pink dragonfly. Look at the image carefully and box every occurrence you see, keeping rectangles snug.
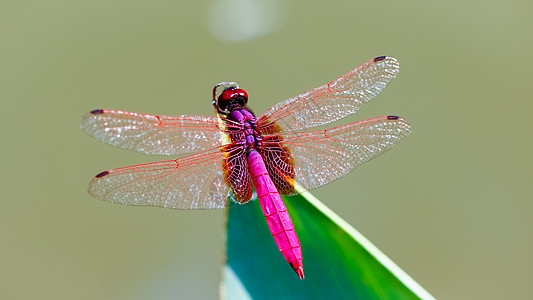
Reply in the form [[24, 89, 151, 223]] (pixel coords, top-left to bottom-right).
[[81, 56, 410, 280]]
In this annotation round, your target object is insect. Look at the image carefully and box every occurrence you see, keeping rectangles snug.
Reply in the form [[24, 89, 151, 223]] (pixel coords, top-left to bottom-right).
[[81, 56, 410, 280]]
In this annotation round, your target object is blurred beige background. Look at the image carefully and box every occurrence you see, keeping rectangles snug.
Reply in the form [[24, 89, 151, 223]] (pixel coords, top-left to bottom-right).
[[1, 0, 532, 299]]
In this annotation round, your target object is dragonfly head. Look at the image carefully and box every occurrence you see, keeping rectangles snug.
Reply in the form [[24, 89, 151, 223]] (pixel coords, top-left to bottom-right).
[[212, 82, 248, 115]]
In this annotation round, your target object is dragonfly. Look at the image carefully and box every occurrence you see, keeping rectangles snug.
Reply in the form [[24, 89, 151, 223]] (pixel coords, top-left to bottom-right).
[[81, 56, 410, 280]]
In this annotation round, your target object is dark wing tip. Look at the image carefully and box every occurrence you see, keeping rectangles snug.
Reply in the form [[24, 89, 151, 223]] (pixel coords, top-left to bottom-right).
[[374, 56, 387, 62], [95, 171, 109, 178], [387, 115, 400, 120], [90, 109, 104, 114]]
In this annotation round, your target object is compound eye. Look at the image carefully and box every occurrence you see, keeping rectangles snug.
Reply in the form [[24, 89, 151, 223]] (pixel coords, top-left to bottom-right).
[[233, 89, 248, 100], [217, 87, 249, 112], [219, 89, 236, 102], [217, 89, 236, 111], [233, 89, 248, 106]]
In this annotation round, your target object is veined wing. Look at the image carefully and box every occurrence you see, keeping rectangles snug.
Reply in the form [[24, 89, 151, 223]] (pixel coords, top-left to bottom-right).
[[257, 57, 400, 134], [223, 144, 254, 204], [261, 116, 410, 194], [88, 147, 230, 209], [81, 109, 229, 155]]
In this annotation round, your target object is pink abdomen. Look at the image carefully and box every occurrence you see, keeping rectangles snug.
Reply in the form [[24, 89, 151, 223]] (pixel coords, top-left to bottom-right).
[[247, 150, 304, 279]]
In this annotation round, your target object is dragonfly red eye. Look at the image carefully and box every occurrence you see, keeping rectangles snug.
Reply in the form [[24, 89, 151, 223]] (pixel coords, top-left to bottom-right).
[[218, 88, 249, 112], [219, 89, 248, 102], [233, 89, 248, 100], [219, 89, 237, 102]]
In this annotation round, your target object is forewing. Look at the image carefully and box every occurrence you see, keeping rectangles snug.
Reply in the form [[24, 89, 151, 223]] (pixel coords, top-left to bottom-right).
[[274, 116, 410, 193], [257, 57, 400, 134], [81, 109, 226, 155], [88, 148, 230, 209]]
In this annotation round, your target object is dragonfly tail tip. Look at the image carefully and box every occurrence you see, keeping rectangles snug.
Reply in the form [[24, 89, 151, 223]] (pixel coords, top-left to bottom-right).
[[296, 268, 305, 280], [290, 260, 304, 279]]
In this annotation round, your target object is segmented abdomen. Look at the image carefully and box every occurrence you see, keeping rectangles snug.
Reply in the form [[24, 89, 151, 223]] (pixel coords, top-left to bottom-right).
[[247, 150, 304, 278]]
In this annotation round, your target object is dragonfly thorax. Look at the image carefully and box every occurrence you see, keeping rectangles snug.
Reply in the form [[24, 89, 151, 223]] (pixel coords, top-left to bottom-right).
[[226, 109, 262, 151]]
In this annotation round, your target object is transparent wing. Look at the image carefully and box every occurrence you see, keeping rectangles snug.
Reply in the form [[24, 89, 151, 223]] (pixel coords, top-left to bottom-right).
[[81, 109, 228, 155], [257, 57, 400, 134], [223, 144, 253, 204], [260, 136, 295, 195], [88, 147, 230, 209], [262, 116, 410, 193]]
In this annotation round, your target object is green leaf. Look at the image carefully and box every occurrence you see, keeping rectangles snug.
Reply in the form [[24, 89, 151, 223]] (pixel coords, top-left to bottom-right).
[[222, 187, 435, 300]]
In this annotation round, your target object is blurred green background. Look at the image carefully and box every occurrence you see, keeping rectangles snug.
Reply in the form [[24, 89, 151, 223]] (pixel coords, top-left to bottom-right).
[[1, 0, 532, 299]]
